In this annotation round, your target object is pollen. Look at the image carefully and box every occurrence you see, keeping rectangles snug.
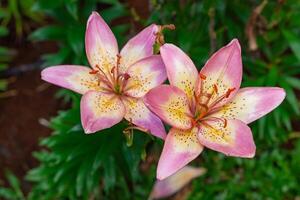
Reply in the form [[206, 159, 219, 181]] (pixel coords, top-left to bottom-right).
[[199, 73, 206, 80]]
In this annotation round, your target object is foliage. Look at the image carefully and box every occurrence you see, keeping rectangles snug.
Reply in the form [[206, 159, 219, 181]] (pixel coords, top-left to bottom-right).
[[25, 0, 156, 199], [1, 0, 300, 199], [26, 92, 156, 200], [148, 0, 300, 199], [0, 170, 25, 200], [0, 9, 12, 91], [0, 0, 43, 36], [29, 0, 129, 66]]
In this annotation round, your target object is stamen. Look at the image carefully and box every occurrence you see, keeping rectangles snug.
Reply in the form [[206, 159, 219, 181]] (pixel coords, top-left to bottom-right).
[[199, 73, 206, 80], [123, 73, 130, 80], [225, 88, 236, 98], [223, 118, 227, 128], [213, 84, 218, 93], [89, 69, 98, 74]]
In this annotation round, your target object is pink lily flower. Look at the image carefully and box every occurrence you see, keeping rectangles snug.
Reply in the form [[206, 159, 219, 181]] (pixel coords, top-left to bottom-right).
[[149, 166, 206, 200], [144, 39, 286, 179], [41, 11, 167, 139]]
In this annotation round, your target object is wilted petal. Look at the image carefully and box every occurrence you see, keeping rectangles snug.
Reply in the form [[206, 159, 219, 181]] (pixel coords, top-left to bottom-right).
[[198, 119, 255, 158], [149, 166, 206, 200], [200, 39, 242, 107], [160, 44, 199, 100], [85, 11, 118, 73], [209, 87, 286, 124], [41, 65, 100, 94], [124, 55, 166, 98], [157, 127, 204, 180], [80, 91, 125, 133], [119, 24, 158, 73], [144, 85, 193, 130], [122, 97, 166, 139]]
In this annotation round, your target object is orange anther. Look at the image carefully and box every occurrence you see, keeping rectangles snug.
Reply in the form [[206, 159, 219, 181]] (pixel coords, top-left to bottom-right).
[[223, 118, 227, 128], [123, 73, 130, 80], [199, 73, 206, 80], [111, 66, 116, 73], [213, 84, 218, 93], [89, 69, 99, 74], [95, 64, 101, 70], [225, 88, 236, 98]]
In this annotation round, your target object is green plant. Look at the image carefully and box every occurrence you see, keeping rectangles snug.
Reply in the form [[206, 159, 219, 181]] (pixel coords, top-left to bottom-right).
[[147, 0, 300, 198], [0, 171, 25, 200]]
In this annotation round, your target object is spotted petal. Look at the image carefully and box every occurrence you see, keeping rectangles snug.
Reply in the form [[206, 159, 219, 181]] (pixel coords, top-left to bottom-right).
[[124, 55, 166, 98], [157, 127, 204, 180], [122, 97, 166, 139], [85, 11, 118, 73], [198, 119, 255, 158], [160, 43, 199, 100], [149, 166, 206, 199], [199, 39, 242, 107], [119, 24, 158, 73], [144, 85, 193, 130], [41, 65, 100, 94], [209, 87, 286, 124], [80, 91, 125, 133]]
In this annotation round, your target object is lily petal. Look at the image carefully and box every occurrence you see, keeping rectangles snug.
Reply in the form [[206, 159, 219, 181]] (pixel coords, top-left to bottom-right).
[[157, 127, 204, 180], [80, 91, 125, 133], [198, 119, 255, 158], [199, 39, 242, 107], [144, 85, 193, 130], [85, 11, 118, 73], [122, 97, 166, 139], [160, 43, 199, 100], [41, 65, 99, 94], [124, 55, 167, 98], [149, 166, 206, 200], [209, 87, 286, 124], [119, 24, 158, 73]]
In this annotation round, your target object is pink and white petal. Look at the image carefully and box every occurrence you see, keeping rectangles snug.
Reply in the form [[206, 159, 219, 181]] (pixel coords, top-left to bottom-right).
[[144, 85, 193, 130], [149, 166, 206, 199], [80, 91, 125, 133], [198, 119, 255, 158], [200, 39, 242, 107], [157, 127, 204, 180], [160, 44, 199, 100], [41, 65, 100, 94], [209, 87, 286, 124], [119, 24, 158, 73], [85, 11, 118, 73], [122, 97, 166, 139], [124, 55, 166, 98]]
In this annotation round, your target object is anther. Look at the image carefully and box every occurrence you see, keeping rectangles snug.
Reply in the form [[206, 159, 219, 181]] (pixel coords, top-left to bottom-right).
[[116, 54, 121, 66], [199, 73, 206, 80], [225, 88, 236, 98], [111, 66, 116, 74], [89, 69, 99, 74], [95, 64, 101, 70], [223, 118, 227, 128], [123, 73, 130, 80], [213, 84, 218, 93]]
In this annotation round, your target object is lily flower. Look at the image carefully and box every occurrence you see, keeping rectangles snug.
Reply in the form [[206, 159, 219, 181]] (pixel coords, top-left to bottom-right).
[[144, 39, 286, 179], [41, 11, 167, 139], [149, 166, 206, 200]]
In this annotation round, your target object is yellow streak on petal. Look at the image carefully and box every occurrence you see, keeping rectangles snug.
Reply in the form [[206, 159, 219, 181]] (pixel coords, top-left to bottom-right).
[[200, 121, 234, 145]]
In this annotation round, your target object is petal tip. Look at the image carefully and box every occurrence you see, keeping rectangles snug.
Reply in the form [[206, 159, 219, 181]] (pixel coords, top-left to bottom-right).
[[228, 38, 241, 51]]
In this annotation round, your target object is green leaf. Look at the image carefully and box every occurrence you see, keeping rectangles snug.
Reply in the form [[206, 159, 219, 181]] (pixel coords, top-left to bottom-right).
[[282, 30, 300, 61]]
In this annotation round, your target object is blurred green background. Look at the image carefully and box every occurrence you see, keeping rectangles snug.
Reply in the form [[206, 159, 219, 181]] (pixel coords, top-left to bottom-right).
[[0, 0, 300, 199]]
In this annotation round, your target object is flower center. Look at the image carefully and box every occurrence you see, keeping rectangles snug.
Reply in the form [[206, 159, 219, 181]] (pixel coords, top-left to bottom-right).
[[89, 54, 130, 95], [192, 73, 235, 128]]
